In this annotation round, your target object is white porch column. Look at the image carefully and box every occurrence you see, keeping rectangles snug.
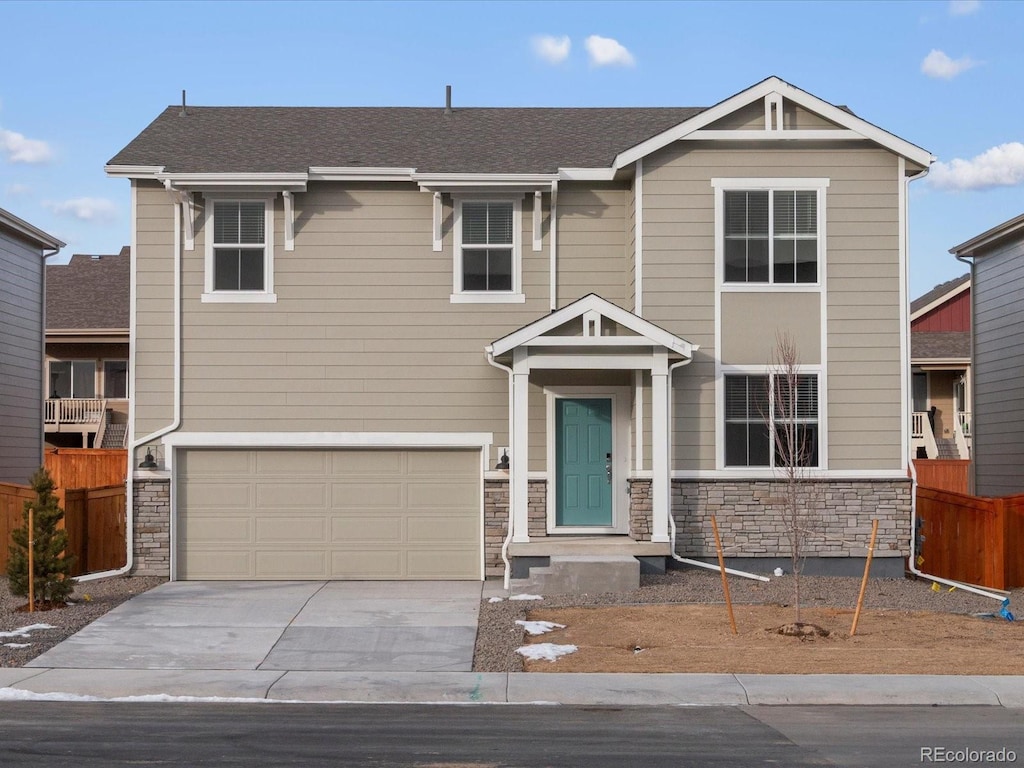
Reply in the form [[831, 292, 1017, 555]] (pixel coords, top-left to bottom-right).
[[650, 352, 670, 542], [512, 349, 531, 542]]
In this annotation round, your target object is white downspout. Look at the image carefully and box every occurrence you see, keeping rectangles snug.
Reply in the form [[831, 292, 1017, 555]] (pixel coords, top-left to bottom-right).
[[665, 356, 770, 582], [79, 186, 183, 582], [486, 349, 515, 589]]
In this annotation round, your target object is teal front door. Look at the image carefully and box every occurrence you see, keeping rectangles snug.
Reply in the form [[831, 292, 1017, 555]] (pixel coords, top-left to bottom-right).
[[555, 397, 613, 527]]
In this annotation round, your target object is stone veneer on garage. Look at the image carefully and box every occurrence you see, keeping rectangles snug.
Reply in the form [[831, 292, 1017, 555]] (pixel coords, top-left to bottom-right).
[[132, 477, 171, 577]]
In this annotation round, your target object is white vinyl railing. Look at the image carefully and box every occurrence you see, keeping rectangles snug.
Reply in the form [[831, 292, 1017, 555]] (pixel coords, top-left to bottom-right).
[[954, 410, 971, 459], [911, 411, 939, 459], [44, 398, 107, 425]]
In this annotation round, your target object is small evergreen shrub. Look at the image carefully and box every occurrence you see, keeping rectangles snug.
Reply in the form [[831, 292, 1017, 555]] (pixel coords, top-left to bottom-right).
[[7, 467, 75, 605]]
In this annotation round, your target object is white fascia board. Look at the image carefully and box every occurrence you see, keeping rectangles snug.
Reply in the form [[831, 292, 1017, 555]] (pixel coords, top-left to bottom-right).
[[912, 358, 971, 368], [683, 129, 865, 142], [156, 172, 309, 189], [162, 432, 494, 449], [910, 280, 971, 321], [0, 210, 65, 250], [950, 212, 1024, 257], [489, 293, 695, 358], [308, 167, 417, 181], [614, 76, 933, 169], [558, 168, 616, 181], [104, 164, 165, 178], [415, 173, 558, 192]]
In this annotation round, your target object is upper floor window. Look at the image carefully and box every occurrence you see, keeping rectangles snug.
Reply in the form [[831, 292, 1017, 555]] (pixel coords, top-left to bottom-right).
[[103, 360, 129, 399], [452, 198, 524, 303], [203, 197, 276, 303], [724, 372, 819, 468], [716, 180, 827, 286], [49, 360, 95, 399]]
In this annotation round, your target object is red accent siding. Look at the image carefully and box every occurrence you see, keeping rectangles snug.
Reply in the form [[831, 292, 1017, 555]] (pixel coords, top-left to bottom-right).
[[912, 288, 971, 332]]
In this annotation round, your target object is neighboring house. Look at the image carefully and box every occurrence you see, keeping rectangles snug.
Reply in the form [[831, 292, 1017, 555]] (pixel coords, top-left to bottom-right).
[[910, 274, 971, 460], [951, 213, 1024, 496], [0, 208, 64, 484], [107, 76, 931, 582], [44, 247, 131, 449]]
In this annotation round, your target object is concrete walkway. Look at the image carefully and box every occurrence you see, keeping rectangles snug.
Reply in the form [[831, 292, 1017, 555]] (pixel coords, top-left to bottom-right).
[[1, 580, 1022, 706]]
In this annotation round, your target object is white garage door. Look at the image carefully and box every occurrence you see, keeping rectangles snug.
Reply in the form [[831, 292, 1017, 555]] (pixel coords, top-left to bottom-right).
[[177, 448, 482, 580]]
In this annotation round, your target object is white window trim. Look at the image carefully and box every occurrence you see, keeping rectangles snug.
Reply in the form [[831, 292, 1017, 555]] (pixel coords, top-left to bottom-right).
[[716, 364, 826, 473], [713, 178, 829, 291], [202, 194, 277, 303], [451, 196, 525, 304], [48, 359, 98, 399]]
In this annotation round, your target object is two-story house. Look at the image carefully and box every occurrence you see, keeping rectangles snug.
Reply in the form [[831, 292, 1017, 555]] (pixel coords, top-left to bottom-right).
[[107, 77, 931, 584], [910, 274, 971, 461], [45, 247, 131, 449], [0, 207, 64, 484]]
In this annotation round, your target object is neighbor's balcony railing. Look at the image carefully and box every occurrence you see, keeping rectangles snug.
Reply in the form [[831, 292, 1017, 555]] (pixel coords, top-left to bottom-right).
[[44, 398, 107, 426], [911, 411, 939, 459], [954, 410, 972, 459]]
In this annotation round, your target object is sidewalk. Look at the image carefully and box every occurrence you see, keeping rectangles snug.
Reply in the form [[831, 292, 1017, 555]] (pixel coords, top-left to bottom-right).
[[2, 668, 1022, 706]]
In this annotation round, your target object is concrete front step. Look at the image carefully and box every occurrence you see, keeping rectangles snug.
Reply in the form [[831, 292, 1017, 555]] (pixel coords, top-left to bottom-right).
[[511, 554, 640, 595]]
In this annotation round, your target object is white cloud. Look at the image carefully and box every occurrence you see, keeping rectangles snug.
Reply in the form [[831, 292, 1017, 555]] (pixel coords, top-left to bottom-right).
[[930, 142, 1024, 191], [0, 128, 53, 164], [532, 34, 571, 65], [5, 183, 30, 196], [949, 0, 980, 15], [921, 49, 979, 79], [44, 197, 119, 223], [585, 35, 635, 67]]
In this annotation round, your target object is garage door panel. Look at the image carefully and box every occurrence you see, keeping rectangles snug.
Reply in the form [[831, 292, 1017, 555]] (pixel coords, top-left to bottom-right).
[[256, 550, 327, 578], [331, 549, 403, 578], [256, 516, 327, 543], [330, 482, 404, 508], [407, 549, 479, 579], [332, 516, 403, 542], [257, 482, 327, 509], [256, 450, 329, 476], [183, 482, 253, 508], [179, 448, 482, 580], [407, 516, 478, 543], [407, 480, 479, 508], [183, 515, 252, 544], [181, 551, 253, 579], [331, 450, 403, 475]]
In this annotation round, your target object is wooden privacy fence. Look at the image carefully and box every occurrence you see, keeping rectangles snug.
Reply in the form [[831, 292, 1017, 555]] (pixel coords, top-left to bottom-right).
[[44, 448, 128, 508], [916, 486, 1024, 590], [913, 459, 970, 495], [0, 482, 126, 577]]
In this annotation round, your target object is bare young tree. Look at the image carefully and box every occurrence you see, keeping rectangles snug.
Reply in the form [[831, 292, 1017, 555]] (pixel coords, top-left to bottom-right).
[[765, 332, 822, 627]]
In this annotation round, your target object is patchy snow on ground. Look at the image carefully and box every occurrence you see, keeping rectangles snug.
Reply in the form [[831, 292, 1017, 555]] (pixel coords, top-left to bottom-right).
[[3, 643, 31, 649], [488, 597, 504, 603], [509, 594, 543, 601], [516, 643, 578, 662], [0, 624, 55, 639], [516, 620, 565, 636]]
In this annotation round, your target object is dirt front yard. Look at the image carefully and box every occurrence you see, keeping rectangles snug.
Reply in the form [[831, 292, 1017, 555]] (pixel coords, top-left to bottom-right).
[[518, 602, 1024, 674]]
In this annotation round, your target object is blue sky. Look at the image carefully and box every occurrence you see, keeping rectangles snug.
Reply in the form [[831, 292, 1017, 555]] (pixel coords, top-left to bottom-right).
[[1, 0, 1021, 297]]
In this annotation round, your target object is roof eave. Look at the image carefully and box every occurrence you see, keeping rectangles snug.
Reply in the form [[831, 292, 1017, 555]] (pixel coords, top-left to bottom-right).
[[950, 212, 1024, 257], [0, 209, 65, 252]]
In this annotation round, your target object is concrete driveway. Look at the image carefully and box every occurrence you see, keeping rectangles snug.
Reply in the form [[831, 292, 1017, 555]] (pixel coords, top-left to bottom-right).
[[26, 581, 484, 673]]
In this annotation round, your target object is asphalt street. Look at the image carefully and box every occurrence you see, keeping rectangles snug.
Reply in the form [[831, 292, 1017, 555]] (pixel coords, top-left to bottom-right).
[[1, 703, 1022, 767]]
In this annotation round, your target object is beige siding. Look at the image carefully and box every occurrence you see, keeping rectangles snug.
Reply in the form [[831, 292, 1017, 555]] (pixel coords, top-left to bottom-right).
[[641, 143, 903, 472], [706, 101, 844, 131], [720, 293, 821, 365], [557, 182, 627, 307]]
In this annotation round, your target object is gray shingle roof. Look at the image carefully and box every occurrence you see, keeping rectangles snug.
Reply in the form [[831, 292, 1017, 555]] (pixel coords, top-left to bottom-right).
[[107, 106, 706, 174], [911, 331, 970, 360], [46, 247, 130, 330], [911, 273, 970, 314]]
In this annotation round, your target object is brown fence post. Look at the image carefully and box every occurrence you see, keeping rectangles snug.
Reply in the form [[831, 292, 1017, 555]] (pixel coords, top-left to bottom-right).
[[992, 497, 1008, 592]]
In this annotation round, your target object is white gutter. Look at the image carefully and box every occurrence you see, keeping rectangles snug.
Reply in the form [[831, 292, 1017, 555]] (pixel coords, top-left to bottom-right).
[[79, 186, 183, 582], [485, 349, 516, 589], [664, 357, 769, 582]]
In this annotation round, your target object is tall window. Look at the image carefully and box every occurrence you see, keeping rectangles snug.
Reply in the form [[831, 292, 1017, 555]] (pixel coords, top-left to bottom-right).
[[452, 199, 523, 302], [49, 361, 95, 399], [213, 201, 266, 291], [723, 188, 819, 284], [725, 373, 819, 468], [103, 360, 129, 399]]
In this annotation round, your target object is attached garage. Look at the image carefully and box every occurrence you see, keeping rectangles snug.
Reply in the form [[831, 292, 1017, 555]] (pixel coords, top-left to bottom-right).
[[175, 447, 483, 580]]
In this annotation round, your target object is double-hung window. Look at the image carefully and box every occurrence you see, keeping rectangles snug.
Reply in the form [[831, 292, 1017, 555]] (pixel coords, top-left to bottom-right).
[[718, 181, 825, 285], [452, 198, 524, 303], [724, 373, 819, 468], [203, 197, 276, 302]]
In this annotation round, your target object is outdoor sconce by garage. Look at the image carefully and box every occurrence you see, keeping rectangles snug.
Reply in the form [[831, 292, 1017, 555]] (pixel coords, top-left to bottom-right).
[[138, 447, 158, 469]]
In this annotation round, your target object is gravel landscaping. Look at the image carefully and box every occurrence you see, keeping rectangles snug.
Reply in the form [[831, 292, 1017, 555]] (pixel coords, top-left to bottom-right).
[[0, 575, 165, 668], [473, 568, 1023, 672]]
